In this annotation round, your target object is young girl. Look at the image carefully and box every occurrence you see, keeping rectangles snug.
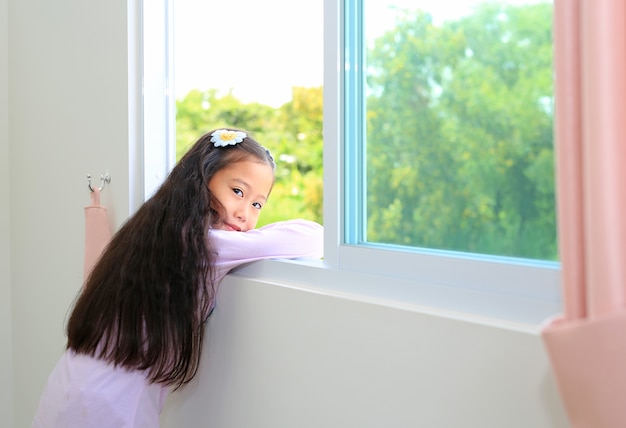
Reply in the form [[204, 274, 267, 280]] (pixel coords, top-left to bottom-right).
[[32, 128, 323, 427]]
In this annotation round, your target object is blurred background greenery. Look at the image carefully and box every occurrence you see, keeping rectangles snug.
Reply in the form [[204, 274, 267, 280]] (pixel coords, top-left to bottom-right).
[[175, 2, 555, 261]]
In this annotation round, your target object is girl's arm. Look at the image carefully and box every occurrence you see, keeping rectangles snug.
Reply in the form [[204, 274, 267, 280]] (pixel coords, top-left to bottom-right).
[[210, 219, 323, 281]]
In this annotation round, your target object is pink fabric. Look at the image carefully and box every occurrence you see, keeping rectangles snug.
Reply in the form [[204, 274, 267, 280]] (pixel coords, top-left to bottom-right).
[[83, 188, 112, 282], [553, 0, 585, 321], [542, 1, 626, 426], [580, 0, 626, 316], [543, 313, 626, 428]]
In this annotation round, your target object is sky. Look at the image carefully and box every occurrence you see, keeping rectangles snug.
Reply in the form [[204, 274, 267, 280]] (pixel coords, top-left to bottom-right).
[[174, 0, 324, 107], [173, 0, 548, 107]]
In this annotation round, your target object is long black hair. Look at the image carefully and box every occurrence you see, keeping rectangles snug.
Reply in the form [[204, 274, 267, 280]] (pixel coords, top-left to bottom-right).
[[66, 128, 274, 388]]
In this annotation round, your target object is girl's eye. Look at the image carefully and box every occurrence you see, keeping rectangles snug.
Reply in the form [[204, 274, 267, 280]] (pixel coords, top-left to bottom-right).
[[233, 188, 243, 197], [252, 202, 263, 209]]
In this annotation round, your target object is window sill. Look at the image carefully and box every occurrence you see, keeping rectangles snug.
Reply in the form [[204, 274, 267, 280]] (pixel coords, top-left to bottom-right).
[[226, 258, 562, 333]]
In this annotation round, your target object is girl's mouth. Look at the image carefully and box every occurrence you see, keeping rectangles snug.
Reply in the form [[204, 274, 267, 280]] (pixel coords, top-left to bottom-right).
[[223, 222, 242, 232]]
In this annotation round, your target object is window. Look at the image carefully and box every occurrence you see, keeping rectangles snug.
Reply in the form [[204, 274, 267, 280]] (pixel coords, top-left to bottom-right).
[[171, 0, 324, 227], [358, 0, 556, 261], [140, 0, 175, 201], [328, 0, 560, 322], [142, 0, 561, 325]]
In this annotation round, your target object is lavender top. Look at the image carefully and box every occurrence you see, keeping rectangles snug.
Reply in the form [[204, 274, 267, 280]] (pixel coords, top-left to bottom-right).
[[33, 219, 323, 428]]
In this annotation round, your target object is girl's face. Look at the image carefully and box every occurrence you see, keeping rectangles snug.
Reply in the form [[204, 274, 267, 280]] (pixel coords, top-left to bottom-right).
[[208, 159, 274, 232]]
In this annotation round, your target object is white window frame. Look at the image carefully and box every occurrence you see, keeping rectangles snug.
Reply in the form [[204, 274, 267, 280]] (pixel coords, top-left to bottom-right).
[[138, 0, 176, 205], [139, 0, 562, 327], [326, 0, 561, 325]]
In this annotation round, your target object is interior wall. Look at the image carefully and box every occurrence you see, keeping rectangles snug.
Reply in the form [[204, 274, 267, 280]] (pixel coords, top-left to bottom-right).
[[6, 0, 568, 427], [161, 273, 568, 428], [8, 0, 132, 425], [1, 0, 13, 425]]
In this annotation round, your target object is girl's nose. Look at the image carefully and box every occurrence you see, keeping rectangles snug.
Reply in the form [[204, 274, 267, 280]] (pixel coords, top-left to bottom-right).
[[234, 204, 248, 222]]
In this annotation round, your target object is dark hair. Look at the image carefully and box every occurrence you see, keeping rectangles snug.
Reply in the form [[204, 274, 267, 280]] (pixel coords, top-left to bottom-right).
[[66, 128, 274, 388]]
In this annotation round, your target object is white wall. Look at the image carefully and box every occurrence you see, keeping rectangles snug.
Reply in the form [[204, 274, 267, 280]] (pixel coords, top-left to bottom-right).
[[7, 0, 132, 425], [5, 0, 568, 427], [161, 269, 568, 428], [1, 0, 13, 425]]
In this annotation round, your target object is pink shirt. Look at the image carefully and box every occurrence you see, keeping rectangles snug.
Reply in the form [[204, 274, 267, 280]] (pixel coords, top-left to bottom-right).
[[32, 219, 323, 428]]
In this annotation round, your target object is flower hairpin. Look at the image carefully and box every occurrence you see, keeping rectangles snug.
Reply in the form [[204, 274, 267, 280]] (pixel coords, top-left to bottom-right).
[[210, 129, 247, 147]]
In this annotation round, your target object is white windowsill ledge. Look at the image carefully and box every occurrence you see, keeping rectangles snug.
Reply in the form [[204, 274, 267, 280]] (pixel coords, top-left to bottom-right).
[[225, 258, 562, 334]]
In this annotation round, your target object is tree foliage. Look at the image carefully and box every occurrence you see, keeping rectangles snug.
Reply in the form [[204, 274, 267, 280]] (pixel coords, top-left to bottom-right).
[[174, 2, 556, 260], [175, 86, 323, 227], [365, 2, 555, 260]]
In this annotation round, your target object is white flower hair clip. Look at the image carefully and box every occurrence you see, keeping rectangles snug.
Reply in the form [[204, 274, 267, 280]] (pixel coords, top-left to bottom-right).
[[210, 129, 247, 147]]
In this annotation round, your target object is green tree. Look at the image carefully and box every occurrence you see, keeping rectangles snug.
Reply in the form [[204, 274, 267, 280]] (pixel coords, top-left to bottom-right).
[[264, 86, 324, 224], [175, 86, 324, 227], [365, 3, 555, 259], [176, 89, 278, 160]]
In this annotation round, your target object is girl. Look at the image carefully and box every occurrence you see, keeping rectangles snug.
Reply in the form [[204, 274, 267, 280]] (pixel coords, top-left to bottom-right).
[[33, 128, 323, 427]]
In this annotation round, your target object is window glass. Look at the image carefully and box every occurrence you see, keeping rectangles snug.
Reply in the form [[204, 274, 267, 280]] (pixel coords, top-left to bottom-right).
[[142, 0, 562, 322], [352, 0, 555, 260], [173, 0, 324, 227]]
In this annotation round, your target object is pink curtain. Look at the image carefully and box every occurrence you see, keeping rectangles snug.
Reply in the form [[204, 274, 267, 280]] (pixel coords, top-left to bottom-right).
[[541, 1, 626, 427]]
